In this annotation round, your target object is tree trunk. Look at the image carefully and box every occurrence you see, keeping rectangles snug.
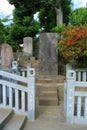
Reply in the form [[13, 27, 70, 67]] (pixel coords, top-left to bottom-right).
[[55, 0, 63, 25], [55, 5, 63, 25]]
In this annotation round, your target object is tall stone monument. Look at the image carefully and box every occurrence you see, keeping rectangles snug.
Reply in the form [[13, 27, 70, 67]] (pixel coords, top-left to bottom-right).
[[23, 37, 33, 57], [39, 33, 58, 75], [1, 44, 14, 69]]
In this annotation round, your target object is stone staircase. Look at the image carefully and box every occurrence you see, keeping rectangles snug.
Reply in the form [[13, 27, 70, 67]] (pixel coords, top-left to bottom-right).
[[0, 57, 66, 129], [22, 57, 65, 106], [1, 106, 87, 130], [0, 108, 26, 130], [36, 74, 65, 105], [0, 104, 65, 130], [18, 57, 65, 106]]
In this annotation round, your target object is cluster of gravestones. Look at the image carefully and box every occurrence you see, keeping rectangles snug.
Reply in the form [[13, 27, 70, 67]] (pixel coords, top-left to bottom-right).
[[23, 33, 58, 75], [0, 33, 59, 75]]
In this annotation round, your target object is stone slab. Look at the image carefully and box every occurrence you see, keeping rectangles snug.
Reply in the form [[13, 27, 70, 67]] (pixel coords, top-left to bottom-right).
[[39, 33, 58, 75], [1, 44, 14, 69], [23, 37, 33, 57]]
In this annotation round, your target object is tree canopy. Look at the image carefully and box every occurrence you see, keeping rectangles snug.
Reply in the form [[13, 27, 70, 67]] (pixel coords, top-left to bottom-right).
[[8, 0, 71, 25], [0, 20, 5, 43], [6, 0, 72, 51], [69, 7, 87, 25]]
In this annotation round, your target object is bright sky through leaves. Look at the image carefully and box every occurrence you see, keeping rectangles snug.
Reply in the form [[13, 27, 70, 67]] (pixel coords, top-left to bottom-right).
[[73, 0, 87, 9], [0, 0, 87, 16], [0, 0, 14, 16]]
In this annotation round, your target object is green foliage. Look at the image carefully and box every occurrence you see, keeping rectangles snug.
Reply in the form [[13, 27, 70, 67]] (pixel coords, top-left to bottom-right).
[[10, 16, 40, 44], [51, 24, 66, 33], [8, 1, 41, 51], [39, 7, 56, 32], [69, 7, 87, 25], [33, 37, 39, 58], [6, 35, 20, 51], [7, 0, 71, 52], [58, 25, 87, 68], [62, 0, 72, 24], [0, 15, 16, 50], [38, 0, 71, 31], [8, 0, 72, 27], [0, 20, 5, 44]]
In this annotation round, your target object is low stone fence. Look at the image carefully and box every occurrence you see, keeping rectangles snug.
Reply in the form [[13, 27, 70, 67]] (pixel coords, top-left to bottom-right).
[[0, 63, 36, 120], [65, 67, 87, 124]]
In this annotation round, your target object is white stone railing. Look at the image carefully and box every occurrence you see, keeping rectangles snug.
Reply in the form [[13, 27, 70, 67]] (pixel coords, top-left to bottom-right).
[[19, 68, 27, 77], [19, 64, 31, 77], [65, 69, 87, 124], [0, 67, 36, 120]]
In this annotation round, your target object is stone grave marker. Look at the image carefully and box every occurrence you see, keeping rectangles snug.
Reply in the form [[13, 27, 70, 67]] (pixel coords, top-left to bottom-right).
[[1, 44, 14, 69], [23, 37, 33, 57], [39, 33, 58, 75]]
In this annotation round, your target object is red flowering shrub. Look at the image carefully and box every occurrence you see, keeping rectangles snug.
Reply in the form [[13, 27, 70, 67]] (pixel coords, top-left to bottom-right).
[[58, 25, 87, 67]]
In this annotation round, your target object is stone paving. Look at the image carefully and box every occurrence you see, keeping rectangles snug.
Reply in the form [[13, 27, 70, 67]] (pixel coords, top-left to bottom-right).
[[23, 103, 87, 130]]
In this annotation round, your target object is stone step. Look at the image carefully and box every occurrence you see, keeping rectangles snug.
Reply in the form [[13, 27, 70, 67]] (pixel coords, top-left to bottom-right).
[[38, 85, 58, 90], [37, 83, 64, 105], [37, 86, 59, 105], [38, 94, 59, 105], [36, 75, 65, 83], [0, 108, 13, 129], [37, 83, 64, 87], [37, 74, 65, 79], [37, 80, 62, 84], [0, 108, 27, 130], [2, 114, 26, 130], [38, 87, 58, 97], [36, 74, 64, 106], [39, 98, 58, 105], [39, 91, 58, 98]]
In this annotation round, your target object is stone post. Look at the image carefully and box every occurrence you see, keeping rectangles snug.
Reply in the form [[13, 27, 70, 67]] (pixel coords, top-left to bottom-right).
[[23, 37, 33, 57], [39, 33, 58, 75], [66, 70, 76, 124], [66, 64, 73, 76], [27, 68, 36, 120], [12, 61, 18, 74]]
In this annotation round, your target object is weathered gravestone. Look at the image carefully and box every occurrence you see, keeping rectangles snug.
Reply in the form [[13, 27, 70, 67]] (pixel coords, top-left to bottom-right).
[[23, 37, 33, 57], [39, 33, 58, 75], [1, 44, 14, 69]]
